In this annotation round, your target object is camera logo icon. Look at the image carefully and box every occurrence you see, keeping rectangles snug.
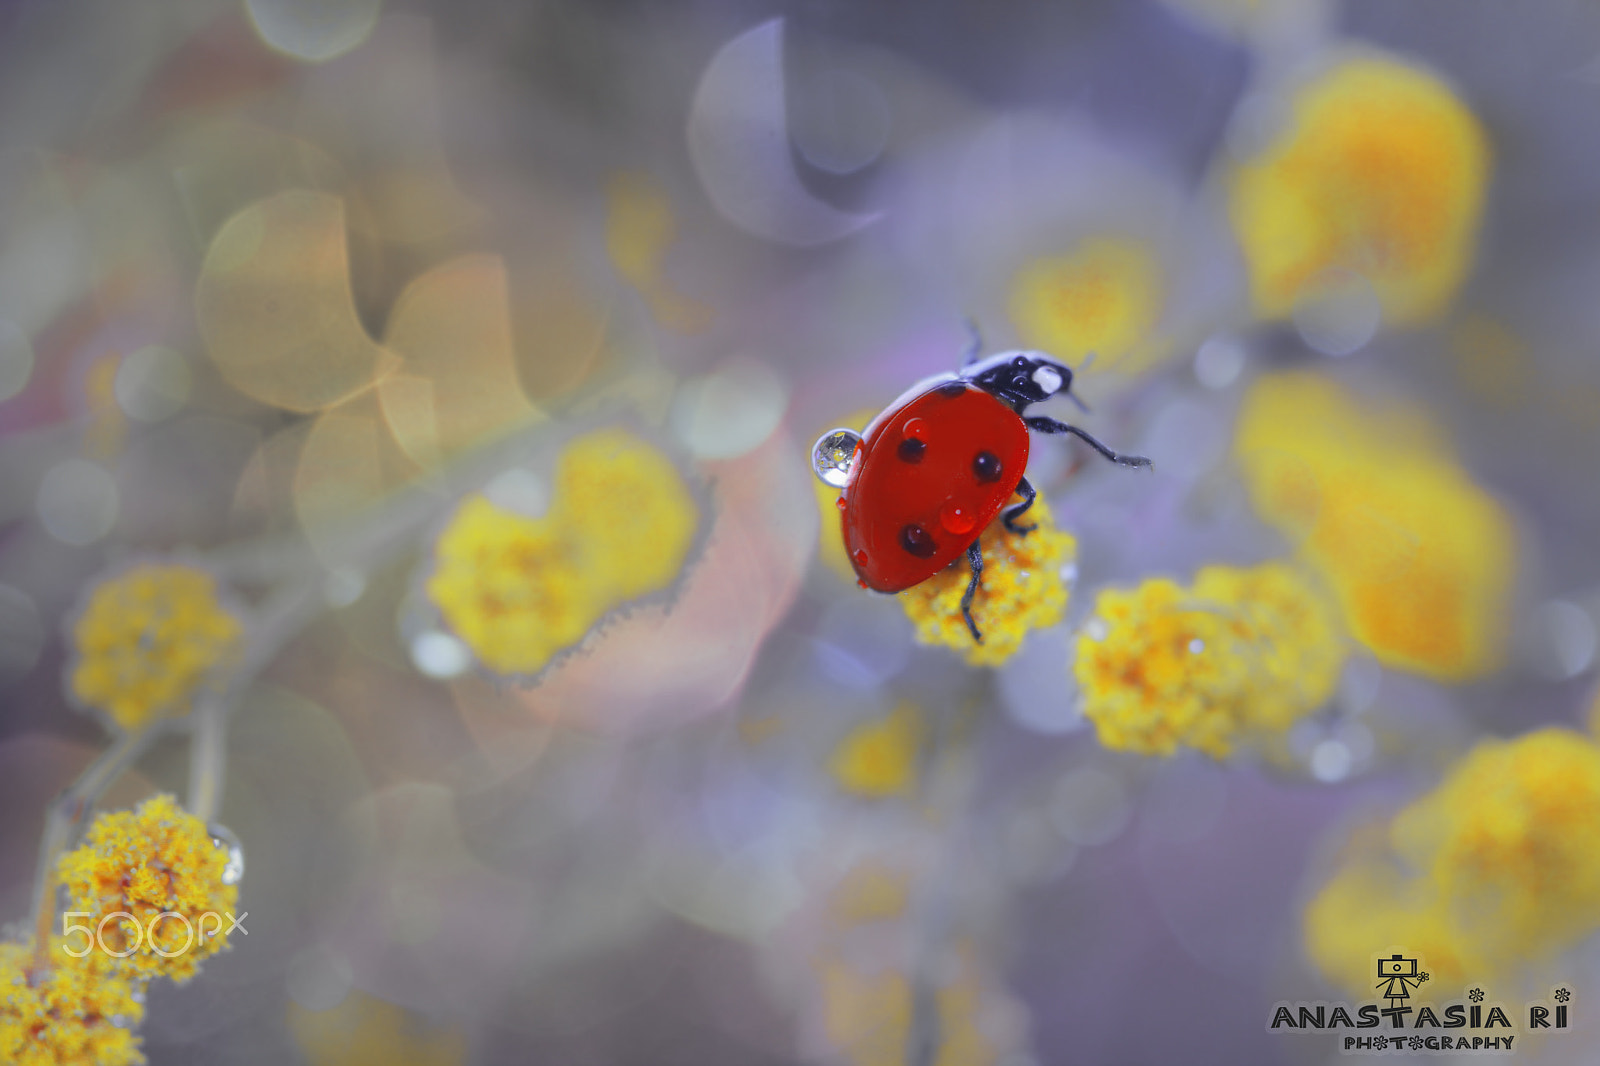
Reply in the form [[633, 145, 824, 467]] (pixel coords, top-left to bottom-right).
[[1376, 954, 1429, 1005]]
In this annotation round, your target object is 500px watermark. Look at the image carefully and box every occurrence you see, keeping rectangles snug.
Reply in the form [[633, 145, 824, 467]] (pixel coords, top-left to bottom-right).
[[60, 910, 248, 958]]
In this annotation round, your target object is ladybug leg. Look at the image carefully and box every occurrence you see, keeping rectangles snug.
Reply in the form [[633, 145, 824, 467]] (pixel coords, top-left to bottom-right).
[[960, 540, 984, 643], [961, 317, 984, 367], [1003, 477, 1037, 536], [1024, 417, 1153, 470]]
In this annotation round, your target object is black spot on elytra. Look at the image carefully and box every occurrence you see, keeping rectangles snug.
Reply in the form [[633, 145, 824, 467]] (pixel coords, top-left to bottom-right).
[[936, 382, 966, 398], [900, 524, 937, 558], [972, 451, 1002, 483], [897, 438, 926, 463]]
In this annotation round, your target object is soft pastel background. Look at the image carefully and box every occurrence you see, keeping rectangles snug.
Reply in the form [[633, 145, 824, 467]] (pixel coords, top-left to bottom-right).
[[2, 0, 1600, 1063]]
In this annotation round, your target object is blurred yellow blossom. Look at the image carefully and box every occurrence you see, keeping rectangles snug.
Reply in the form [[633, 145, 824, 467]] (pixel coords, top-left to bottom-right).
[[427, 497, 593, 675], [68, 564, 244, 733], [816, 942, 1005, 1066], [828, 863, 912, 925], [605, 171, 713, 333], [1008, 236, 1165, 374], [553, 428, 699, 602], [0, 935, 147, 1066], [1230, 54, 1489, 325], [900, 494, 1076, 667], [1303, 836, 1470, 996], [289, 991, 466, 1066], [830, 702, 923, 798], [428, 428, 699, 676], [1076, 561, 1342, 757], [1235, 371, 1515, 681], [1392, 729, 1600, 970], [1191, 561, 1343, 733], [57, 794, 239, 983], [1305, 730, 1600, 993]]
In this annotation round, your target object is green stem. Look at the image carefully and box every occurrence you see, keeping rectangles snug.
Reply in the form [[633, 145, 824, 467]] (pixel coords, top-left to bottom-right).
[[30, 725, 160, 965]]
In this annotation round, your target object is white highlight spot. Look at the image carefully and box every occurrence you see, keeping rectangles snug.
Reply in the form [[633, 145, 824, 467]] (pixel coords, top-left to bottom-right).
[[410, 630, 471, 679], [790, 69, 891, 175], [323, 567, 366, 608], [114, 345, 192, 422], [1032, 366, 1063, 395], [245, 0, 382, 63], [1193, 337, 1246, 389], [672, 359, 787, 460], [484, 468, 550, 518], [1535, 599, 1598, 679], [1310, 739, 1353, 782], [36, 460, 118, 546], [687, 18, 881, 246], [1294, 273, 1381, 357]]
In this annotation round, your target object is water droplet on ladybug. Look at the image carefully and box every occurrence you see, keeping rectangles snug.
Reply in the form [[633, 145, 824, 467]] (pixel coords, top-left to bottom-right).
[[900, 524, 937, 557], [939, 501, 977, 535], [812, 428, 863, 488], [857, 578, 868, 589], [902, 417, 927, 440], [972, 451, 1002, 483], [835, 496, 847, 510], [853, 549, 868, 565]]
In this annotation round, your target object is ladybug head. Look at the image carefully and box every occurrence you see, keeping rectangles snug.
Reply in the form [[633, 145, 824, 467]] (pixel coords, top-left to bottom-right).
[[967, 351, 1073, 411]]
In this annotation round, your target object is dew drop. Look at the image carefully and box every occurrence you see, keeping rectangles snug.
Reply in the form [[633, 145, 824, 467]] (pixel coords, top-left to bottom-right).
[[208, 823, 245, 885], [812, 428, 863, 488], [939, 501, 977, 535], [835, 496, 847, 510], [902, 417, 927, 440], [853, 549, 868, 566], [857, 578, 868, 589], [900, 524, 937, 558]]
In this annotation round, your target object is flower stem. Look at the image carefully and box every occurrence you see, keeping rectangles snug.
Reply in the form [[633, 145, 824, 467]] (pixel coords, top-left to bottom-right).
[[187, 576, 322, 823], [30, 726, 160, 965]]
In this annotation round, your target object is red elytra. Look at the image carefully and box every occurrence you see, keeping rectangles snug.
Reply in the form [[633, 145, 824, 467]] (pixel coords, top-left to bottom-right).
[[841, 380, 1029, 592]]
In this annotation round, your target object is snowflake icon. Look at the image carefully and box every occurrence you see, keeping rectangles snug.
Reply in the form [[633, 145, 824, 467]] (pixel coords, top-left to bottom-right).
[[1469, 988, 1485, 1003], [1555, 987, 1571, 1004], [1410, 1036, 1425, 1050]]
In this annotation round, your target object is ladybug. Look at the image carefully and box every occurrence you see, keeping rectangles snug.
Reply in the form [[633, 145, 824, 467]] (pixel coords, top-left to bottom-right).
[[813, 342, 1151, 643]]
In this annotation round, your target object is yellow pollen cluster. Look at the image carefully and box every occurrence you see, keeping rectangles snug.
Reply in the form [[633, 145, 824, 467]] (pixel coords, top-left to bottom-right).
[[899, 494, 1077, 667], [1074, 561, 1343, 758], [0, 936, 147, 1066], [1229, 54, 1489, 326], [829, 702, 923, 798], [1305, 729, 1600, 994], [1008, 236, 1165, 375], [57, 794, 239, 983], [68, 565, 243, 733], [1235, 371, 1515, 681], [427, 428, 699, 675]]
